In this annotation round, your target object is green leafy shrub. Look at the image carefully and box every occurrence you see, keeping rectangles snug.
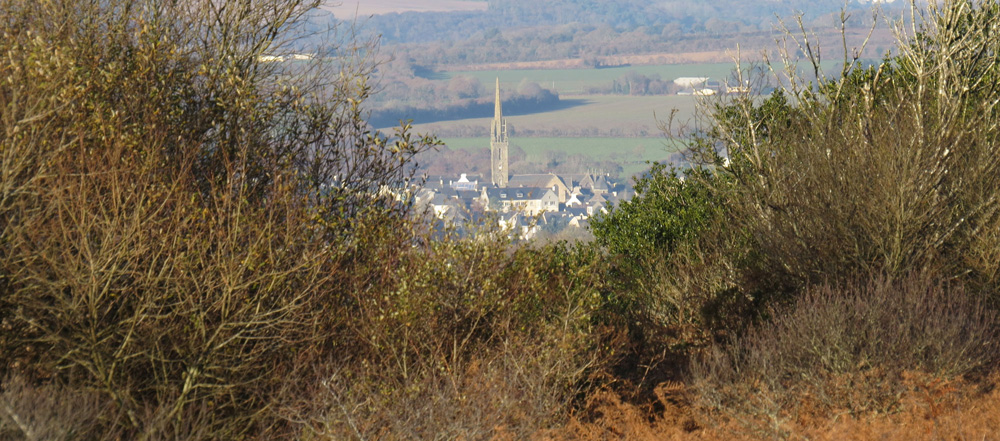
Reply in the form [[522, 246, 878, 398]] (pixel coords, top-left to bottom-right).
[[592, 164, 725, 261], [590, 163, 749, 352]]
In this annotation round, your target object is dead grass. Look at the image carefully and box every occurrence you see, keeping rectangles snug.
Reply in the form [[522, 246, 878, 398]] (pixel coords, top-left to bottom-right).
[[545, 372, 1000, 441], [542, 383, 702, 441]]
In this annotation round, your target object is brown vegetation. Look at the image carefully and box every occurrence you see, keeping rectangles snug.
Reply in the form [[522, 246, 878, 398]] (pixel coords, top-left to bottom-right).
[[547, 371, 1000, 441], [0, 0, 609, 438], [4, 0, 1000, 440]]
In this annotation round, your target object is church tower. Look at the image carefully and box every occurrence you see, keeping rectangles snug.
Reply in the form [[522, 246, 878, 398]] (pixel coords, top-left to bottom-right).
[[490, 78, 509, 188]]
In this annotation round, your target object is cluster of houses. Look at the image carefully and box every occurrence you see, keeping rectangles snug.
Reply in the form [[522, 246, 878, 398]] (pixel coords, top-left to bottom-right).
[[414, 172, 633, 239], [410, 78, 635, 239]]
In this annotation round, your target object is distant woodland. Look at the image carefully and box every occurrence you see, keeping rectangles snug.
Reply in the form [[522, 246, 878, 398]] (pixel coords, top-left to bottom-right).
[[335, 0, 903, 176], [369, 76, 559, 128], [323, 0, 904, 127], [353, 0, 888, 45], [331, 0, 904, 65]]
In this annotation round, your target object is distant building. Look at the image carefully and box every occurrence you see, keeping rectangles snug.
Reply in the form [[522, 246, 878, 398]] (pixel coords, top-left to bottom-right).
[[484, 187, 558, 216], [451, 173, 478, 191], [497, 212, 542, 241], [507, 174, 571, 204], [675, 77, 727, 95], [565, 192, 584, 208], [586, 192, 608, 216]]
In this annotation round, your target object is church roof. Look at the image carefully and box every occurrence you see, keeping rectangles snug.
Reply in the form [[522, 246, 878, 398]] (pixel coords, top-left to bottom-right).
[[508, 174, 568, 190], [593, 175, 609, 190], [486, 187, 556, 201]]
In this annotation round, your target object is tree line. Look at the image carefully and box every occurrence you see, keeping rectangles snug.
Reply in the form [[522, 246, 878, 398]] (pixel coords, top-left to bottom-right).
[[370, 76, 560, 128], [329, 0, 903, 67]]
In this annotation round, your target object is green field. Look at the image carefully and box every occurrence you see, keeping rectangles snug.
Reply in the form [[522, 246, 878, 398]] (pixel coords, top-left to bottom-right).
[[439, 60, 848, 95], [417, 93, 703, 178], [411, 94, 702, 138], [408, 60, 846, 177], [413, 61, 851, 137], [440, 63, 746, 95], [441, 136, 685, 178]]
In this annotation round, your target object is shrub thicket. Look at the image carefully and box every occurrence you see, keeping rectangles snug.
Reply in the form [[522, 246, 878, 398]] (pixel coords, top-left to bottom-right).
[[588, 4, 1000, 436], [0, 0, 618, 439], [691, 274, 1000, 437], [594, 0, 1000, 337], [6, 0, 1000, 439], [706, 1, 1000, 291], [679, 2, 1000, 437]]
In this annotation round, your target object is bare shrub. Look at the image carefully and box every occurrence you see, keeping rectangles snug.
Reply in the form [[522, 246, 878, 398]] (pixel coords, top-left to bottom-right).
[[691, 273, 1000, 438], [306, 332, 599, 440], [290, 235, 616, 440], [0, 0, 436, 439]]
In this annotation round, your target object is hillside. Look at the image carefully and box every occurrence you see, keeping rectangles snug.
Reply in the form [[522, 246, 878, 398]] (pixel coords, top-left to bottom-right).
[[321, 0, 487, 17]]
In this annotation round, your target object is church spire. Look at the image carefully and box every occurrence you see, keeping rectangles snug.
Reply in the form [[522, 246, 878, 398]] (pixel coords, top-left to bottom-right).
[[490, 77, 509, 188], [494, 77, 502, 122]]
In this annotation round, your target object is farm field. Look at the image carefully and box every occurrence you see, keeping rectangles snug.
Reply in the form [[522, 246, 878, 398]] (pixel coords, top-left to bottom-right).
[[441, 136, 685, 178], [437, 63, 747, 95], [400, 60, 847, 177], [409, 94, 703, 138], [405, 60, 849, 138], [434, 60, 847, 95]]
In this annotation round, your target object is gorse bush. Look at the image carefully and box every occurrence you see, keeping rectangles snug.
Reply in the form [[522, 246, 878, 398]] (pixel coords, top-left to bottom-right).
[[584, 5, 1000, 437], [672, 2, 1000, 437], [592, 1, 1000, 344], [591, 164, 745, 349]]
